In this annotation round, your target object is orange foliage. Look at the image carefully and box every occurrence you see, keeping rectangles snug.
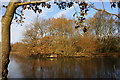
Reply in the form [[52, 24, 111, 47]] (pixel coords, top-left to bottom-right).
[[75, 33, 98, 53], [11, 16, 120, 57]]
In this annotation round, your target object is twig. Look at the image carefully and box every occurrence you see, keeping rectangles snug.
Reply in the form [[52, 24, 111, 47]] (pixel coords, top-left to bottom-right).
[[101, 0, 105, 10], [88, 4, 120, 18]]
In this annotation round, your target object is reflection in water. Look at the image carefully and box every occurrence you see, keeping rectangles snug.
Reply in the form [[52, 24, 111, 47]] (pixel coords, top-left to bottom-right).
[[8, 55, 120, 78]]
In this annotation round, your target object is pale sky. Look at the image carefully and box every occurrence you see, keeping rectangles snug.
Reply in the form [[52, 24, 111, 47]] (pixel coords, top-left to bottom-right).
[[0, 1, 118, 43], [0, 1, 2, 42]]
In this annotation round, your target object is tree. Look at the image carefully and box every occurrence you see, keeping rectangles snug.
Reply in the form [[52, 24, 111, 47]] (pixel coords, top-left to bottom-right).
[[22, 17, 47, 44], [47, 17, 74, 37], [2, 0, 51, 79], [86, 11, 117, 37], [45, 17, 77, 54], [1, 0, 120, 79], [86, 11, 119, 53], [22, 17, 49, 55], [22, 17, 76, 55]]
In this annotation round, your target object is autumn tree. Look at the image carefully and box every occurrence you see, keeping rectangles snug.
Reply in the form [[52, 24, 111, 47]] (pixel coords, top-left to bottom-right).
[[1, 0, 120, 79], [22, 17, 76, 55], [47, 17, 75, 37], [22, 17, 48, 55], [11, 42, 31, 56], [37, 36, 53, 54], [86, 11, 120, 53], [46, 17, 77, 54]]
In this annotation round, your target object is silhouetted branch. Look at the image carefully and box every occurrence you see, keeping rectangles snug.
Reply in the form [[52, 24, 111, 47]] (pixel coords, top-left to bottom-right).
[[89, 4, 120, 18]]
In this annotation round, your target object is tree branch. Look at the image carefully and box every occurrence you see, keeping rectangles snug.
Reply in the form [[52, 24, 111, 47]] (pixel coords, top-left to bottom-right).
[[89, 5, 120, 19], [101, 0, 105, 10], [15, 0, 50, 6]]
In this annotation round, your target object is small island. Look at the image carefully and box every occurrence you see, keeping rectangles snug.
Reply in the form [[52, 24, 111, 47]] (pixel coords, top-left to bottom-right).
[[10, 12, 120, 59]]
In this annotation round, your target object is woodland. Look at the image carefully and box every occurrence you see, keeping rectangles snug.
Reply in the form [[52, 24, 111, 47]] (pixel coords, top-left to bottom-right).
[[11, 11, 120, 57]]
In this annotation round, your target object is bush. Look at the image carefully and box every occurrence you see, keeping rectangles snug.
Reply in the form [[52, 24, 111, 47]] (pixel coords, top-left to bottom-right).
[[50, 36, 77, 55], [97, 36, 120, 53], [11, 42, 31, 56], [75, 33, 98, 53]]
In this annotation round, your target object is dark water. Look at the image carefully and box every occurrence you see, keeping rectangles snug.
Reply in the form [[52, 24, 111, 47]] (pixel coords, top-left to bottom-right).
[[8, 55, 120, 78]]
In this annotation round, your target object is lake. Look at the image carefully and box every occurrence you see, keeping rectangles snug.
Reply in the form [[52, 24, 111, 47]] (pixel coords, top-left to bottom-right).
[[8, 55, 120, 78]]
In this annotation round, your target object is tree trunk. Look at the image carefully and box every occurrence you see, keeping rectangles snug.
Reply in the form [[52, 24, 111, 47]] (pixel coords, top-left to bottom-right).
[[2, 2, 17, 80]]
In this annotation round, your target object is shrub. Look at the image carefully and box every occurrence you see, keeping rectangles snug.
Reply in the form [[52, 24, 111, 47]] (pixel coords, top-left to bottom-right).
[[75, 33, 98, 53], [97, 36, 120, 53]]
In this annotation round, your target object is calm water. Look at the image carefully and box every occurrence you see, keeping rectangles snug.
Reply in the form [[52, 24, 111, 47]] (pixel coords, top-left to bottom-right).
[[8, 55, 120, 78]]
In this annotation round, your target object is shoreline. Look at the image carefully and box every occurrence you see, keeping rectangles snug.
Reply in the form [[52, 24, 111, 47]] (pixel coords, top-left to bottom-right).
[[10, 52, 120, 59]]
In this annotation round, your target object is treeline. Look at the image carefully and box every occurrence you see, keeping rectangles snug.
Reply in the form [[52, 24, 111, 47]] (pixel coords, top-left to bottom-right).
[[11, 12, 120, 57]]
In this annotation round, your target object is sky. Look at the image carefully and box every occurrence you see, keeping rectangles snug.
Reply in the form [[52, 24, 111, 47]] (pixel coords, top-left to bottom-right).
[[0, 1, 119, 43]]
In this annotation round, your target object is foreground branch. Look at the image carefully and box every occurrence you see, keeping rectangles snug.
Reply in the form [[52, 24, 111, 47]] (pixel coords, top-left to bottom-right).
[[15, 0, 50, 6], [90, 5, 120, 19]]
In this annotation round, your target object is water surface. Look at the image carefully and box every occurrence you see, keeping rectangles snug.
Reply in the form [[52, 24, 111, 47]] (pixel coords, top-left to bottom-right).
[[8, 55, 120, 78]]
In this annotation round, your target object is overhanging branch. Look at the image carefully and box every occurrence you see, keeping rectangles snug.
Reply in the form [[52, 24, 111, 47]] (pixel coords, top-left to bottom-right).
[[15, 0, 50, 6], [89, 5, 120, 19]]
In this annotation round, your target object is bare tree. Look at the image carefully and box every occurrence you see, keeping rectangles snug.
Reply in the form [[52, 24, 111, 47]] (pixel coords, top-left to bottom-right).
[[86, 11, 117, 37], [22, 17, 47, 44], [22, 17, 48, 54]]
